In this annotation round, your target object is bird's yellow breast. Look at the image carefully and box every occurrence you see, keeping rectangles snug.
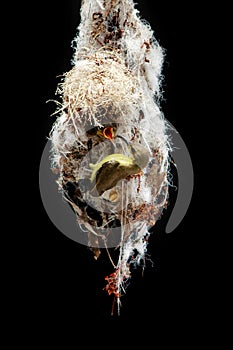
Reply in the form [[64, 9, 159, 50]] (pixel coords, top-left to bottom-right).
[[89, 153, 134, 182]]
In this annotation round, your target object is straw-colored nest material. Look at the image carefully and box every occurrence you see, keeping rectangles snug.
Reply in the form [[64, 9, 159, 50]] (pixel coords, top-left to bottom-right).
[[56, 51, 142, 126]]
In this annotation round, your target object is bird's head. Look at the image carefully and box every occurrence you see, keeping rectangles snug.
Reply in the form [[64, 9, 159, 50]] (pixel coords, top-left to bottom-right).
[[116, 135, 150, 170]]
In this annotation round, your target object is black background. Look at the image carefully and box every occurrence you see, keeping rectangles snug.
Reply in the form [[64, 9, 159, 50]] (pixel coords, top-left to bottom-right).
[[12, 0, 209, 334]]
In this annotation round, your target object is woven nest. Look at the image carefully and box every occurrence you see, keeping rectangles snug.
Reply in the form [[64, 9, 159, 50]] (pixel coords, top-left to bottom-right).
[[55, 51, 142, 127], [48, 0, 171, 315]]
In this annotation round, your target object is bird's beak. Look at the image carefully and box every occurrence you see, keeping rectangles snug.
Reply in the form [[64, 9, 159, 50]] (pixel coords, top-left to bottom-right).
[[97, 127, 114, 140], [102, 127, 114, 140], [116, 134, 129, 144]]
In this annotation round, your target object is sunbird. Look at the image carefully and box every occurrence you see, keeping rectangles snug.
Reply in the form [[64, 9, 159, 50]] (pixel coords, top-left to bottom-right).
[[89, 142, 150, 196]]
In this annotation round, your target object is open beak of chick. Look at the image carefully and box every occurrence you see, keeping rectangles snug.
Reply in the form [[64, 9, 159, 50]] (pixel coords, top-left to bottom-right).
[[96, 126, 114, 140]]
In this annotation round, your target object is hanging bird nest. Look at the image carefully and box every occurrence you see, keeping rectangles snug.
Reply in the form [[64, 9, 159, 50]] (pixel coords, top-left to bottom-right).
[[49, 0, 171, 316]]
